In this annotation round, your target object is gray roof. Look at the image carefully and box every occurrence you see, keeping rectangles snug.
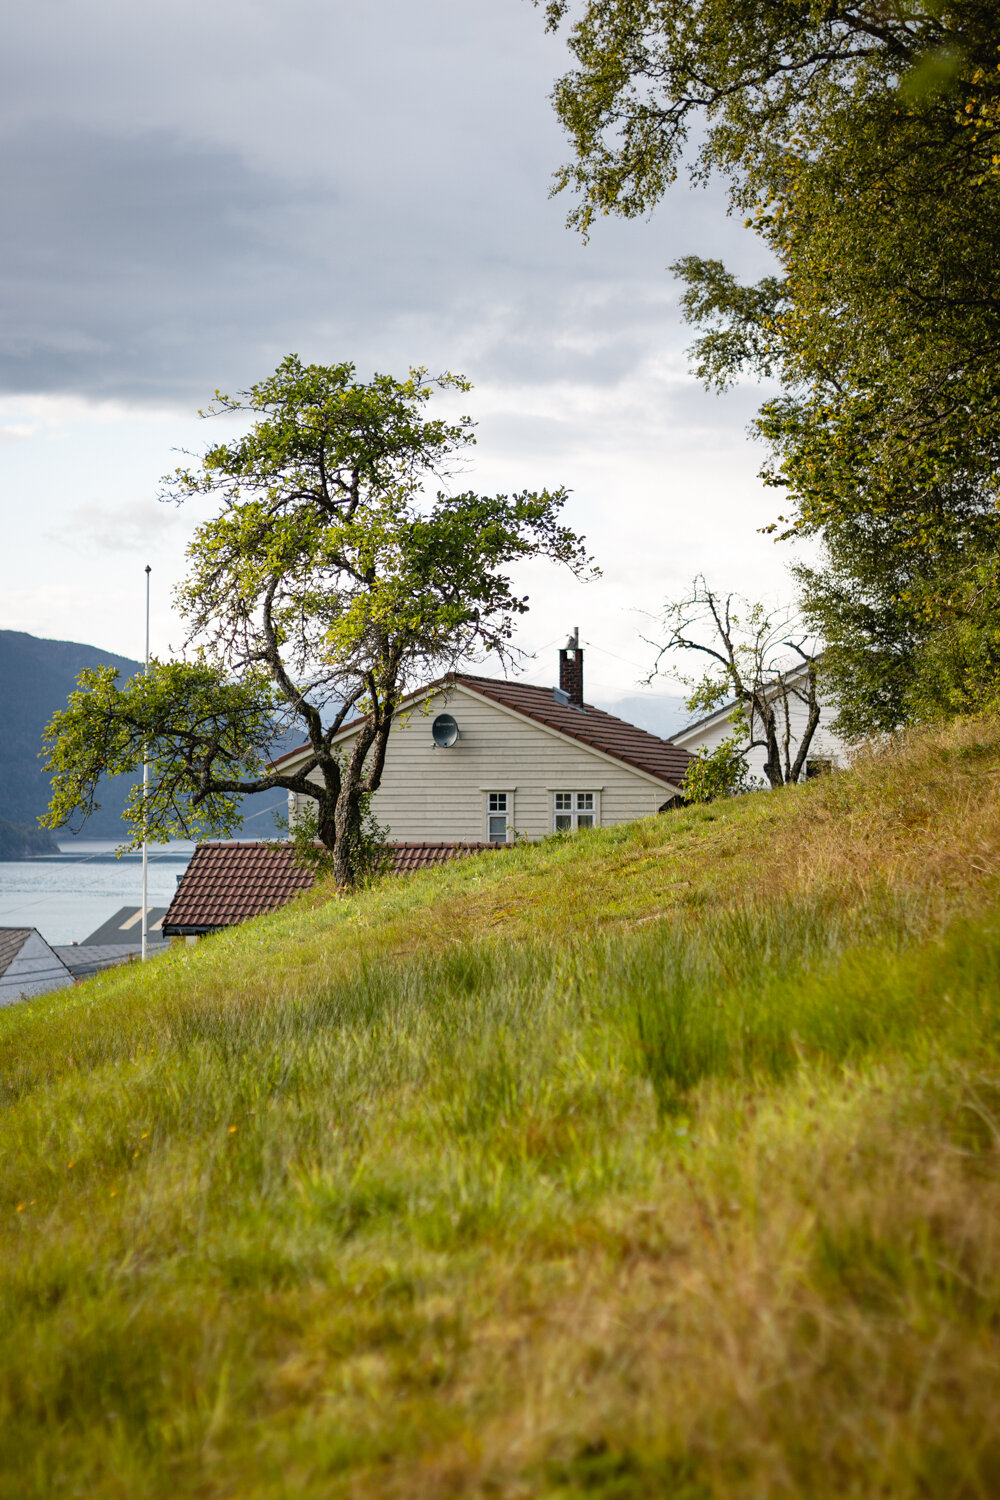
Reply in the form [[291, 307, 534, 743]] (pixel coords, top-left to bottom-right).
[[0, 927, 75, 996], [80, 906, 169, 945], [0, 928, 31, 975], [53, 943, 166, 979]]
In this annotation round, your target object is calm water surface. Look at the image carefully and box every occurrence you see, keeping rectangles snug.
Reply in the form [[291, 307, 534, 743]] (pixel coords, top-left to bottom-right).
[[0, 841, 196, 945]]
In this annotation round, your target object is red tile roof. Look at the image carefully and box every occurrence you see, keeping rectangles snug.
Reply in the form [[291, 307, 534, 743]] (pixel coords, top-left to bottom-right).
[[271, 672, 691, 786], [389, 841, 498, 875], [455, 674, 691, 785], [163, 841, 314, 934], [162, 840, 503, 935]]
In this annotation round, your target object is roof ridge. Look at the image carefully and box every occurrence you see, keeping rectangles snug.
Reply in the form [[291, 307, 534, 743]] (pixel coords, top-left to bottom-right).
[[271, 670, 691, 785]]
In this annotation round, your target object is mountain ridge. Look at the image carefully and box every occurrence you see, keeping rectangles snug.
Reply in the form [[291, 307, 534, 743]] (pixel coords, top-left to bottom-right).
[[0, 629, 287, 842]]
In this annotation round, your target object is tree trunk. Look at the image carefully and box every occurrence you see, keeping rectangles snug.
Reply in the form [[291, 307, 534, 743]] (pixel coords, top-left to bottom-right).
[[317, 791, 338, 852], [762, 740, 785, 789], [333, 780, 363, 889], [756, 700, 786, 789]]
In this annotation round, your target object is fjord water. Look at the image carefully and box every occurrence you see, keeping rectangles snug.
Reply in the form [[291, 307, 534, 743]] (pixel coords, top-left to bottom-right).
[[0, 841, 195, 945]]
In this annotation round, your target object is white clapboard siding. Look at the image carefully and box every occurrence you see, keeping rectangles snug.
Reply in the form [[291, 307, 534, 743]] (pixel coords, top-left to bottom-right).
[[672, 675, 846, 785], [292, 684, 673, 841]]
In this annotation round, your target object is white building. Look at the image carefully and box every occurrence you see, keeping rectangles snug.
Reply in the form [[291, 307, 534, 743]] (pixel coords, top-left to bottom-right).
[[274, 643, 692, 843], [669, 660, 847, 784], [0, 927, 74, 1005]]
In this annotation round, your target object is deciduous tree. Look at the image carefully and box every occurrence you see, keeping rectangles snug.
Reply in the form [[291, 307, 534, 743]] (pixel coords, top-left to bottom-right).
[[43, 357, 592, 886], [540, 0, 1000, 731], [649, 577, 822, 788]]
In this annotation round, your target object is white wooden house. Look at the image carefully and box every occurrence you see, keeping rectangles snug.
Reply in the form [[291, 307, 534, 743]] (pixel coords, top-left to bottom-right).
[[669, 660, 847, 783], [273, 642, 692, 843], [0, 928, 74, 1004]]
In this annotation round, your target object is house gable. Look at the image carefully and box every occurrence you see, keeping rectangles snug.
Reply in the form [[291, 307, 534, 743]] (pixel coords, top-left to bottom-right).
[[281, 678, 685, 844], [670, 661, 846, 782], [0, 927, 74, 1004], [276, 676, 689, 791]]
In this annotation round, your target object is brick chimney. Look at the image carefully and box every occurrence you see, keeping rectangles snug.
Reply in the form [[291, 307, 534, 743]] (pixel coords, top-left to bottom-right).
[[559, 627, 584, 707]]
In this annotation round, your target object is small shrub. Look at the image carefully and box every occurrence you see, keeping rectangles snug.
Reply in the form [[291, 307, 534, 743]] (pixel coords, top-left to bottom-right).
[[681, 732, 761, 804]]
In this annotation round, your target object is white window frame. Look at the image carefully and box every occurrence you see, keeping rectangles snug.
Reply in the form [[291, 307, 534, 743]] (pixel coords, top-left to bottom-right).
[[551, 789, 601, 833], [484, 789, 516, 844]]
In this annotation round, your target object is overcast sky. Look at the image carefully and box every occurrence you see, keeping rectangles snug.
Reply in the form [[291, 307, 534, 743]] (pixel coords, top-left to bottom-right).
[[0, 0, 795, 724]]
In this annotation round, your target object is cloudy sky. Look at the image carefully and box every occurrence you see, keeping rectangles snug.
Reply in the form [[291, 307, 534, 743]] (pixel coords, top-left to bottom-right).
[[1, 0, 794, 725]]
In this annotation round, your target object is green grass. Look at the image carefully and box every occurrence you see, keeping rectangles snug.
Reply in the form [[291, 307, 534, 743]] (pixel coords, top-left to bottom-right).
[[3, 716, 1000, 1496]]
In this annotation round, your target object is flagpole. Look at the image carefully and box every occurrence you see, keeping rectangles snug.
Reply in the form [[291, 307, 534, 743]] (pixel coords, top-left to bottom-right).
[[141, 564, 151, 962]]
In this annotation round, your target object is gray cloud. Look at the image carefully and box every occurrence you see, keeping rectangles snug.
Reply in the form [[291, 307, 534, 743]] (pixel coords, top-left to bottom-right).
[[0, 125, 328, 398], [51, 497, 190, 556], [0, 2, 772, 414]]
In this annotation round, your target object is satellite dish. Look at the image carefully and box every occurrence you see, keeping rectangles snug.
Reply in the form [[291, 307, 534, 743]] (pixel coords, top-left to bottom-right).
[[431, 713, 459, 748]]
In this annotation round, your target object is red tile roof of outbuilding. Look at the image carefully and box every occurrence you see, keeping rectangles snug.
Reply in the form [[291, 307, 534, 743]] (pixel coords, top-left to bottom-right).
[[162, 840, 502, 935], [389, 841, 498, 875]]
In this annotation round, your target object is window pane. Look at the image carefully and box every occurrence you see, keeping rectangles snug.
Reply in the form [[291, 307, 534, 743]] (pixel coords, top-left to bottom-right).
[[554, 792, 572, 811], [488, 815, 507, 842], [488, 792, 507, 812], [576, 814, 594, 829], [576, 792, 594, 810], [554, 814, 572, 831]]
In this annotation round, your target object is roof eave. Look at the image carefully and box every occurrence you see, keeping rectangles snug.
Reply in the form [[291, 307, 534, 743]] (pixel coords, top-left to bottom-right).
[[271, 673, 689, 789], [161, 923, 224, 938]]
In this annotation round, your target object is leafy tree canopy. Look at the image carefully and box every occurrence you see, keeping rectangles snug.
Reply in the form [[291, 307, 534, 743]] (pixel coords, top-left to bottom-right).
[[44, 357, 593, 886], [542, 1, 1000, 732]]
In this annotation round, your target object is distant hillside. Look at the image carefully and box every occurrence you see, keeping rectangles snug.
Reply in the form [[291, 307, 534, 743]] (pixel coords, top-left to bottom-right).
[[0, 629, 143, 838], [596, 691, 689, 740], [0, 629, 287, 842], [0, 815, 58, 858]]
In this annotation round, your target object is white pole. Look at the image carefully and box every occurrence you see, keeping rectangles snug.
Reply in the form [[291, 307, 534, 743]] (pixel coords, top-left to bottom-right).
[[141, 565, 151, 961]]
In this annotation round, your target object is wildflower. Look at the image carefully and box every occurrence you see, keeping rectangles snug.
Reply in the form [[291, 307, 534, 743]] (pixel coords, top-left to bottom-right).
[[15, 1204, 24, 1213]]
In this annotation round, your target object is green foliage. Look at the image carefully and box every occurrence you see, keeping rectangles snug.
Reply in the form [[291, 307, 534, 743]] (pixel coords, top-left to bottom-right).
[[793, 514, 932, 741], [272, 784, 390, 887], [44, 356, 592, 881], [168, 357, 588, 687], [680, 731, 758, 805], [42, 661, 277, 847], [795, 508, 1000, 737], [905, 554, 1000, 721], [542, 1, 1000, 736]]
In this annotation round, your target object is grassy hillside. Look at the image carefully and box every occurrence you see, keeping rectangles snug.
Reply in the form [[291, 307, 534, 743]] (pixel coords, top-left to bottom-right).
[[2, 717, 1000, 1498]]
